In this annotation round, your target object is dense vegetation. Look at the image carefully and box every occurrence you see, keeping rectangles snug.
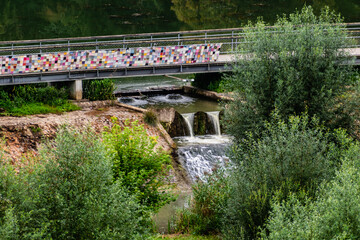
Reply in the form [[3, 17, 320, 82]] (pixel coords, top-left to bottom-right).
[[263, 142, 360, 239], [0, 84, 79, 116], [83, 79, 115, 101], [221, 6, 358, 140], [0, 121, 173, 239], [103, 118, 173, 211]]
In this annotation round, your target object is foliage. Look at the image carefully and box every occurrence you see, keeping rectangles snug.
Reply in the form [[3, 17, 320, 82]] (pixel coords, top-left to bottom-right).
[[192, 73, 224, 92], [263, 142, 360, 239], [0, 127, 149, 239], [103, 118, 173, 211], [221, 6, 358, 140], [172, 170, 230, 235], [0, 85, 79, 116], [144, 109, 158, 126], [221, 112, 350, 239], [83, 79, 115, 101], [151, 234, 221, 240]]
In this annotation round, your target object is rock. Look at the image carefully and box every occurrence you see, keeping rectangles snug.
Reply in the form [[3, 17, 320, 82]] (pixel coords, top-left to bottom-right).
[[153, 108, 188, 137]]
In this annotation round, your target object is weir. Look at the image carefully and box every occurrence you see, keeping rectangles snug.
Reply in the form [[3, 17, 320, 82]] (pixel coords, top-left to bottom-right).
[[177, 111, 229, 182], [181, 113, 195, 138], [207, 111, 221, 135]]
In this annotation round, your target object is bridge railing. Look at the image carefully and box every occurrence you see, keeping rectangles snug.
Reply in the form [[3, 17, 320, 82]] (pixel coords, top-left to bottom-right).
[[0, 23, 359, 56]]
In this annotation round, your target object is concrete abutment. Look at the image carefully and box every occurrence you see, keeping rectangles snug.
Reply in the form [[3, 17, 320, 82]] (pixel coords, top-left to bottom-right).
[[69, 80, 83, 100]]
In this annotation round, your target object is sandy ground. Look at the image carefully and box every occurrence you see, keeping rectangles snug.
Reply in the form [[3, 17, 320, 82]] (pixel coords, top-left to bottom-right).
[[0, 101, 190, 188]]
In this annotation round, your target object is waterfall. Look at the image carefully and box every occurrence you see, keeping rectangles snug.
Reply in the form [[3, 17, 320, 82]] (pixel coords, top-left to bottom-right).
[[177, 144, 229, 182], [207, 111, 221, 135], [181, 113, 195, 137]]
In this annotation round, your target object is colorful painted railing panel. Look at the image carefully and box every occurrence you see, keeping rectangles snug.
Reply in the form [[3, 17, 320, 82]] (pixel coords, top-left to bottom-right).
[[0, 44, 222, 75]]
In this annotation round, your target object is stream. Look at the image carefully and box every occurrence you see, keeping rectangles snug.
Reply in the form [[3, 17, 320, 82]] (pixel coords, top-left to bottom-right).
[[116, 80, 231, 233]]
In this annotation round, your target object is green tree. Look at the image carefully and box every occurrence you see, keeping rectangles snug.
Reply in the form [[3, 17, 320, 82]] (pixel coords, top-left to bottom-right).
[[103, 118, 173, 211], [263, 142, 360, 239], [221, 6, 358, 140], [0, 127, 149, 239], [221, 113, 350, 239]]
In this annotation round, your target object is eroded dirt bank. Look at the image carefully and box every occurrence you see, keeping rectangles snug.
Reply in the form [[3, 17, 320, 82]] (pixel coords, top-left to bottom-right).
[[0, 101, 190, 188]]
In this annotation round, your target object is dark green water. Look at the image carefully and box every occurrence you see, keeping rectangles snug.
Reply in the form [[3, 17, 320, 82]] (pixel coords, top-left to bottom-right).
[[0, 0, 359, 41]]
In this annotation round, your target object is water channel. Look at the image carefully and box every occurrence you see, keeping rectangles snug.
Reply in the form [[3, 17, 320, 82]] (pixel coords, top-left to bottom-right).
[[115, 76, 231, 233]]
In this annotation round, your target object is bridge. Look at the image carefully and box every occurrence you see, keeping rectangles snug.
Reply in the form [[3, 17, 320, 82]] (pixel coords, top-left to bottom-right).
[[0, 23, 359, 99]]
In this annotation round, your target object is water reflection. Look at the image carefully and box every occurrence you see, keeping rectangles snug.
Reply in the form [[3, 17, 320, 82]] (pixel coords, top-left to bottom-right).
[[171, 0, 360, 29], [0, 0, 358, 41]]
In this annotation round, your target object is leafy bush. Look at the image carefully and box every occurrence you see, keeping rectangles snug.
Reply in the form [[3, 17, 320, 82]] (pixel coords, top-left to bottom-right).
[[221, 6, 358, 140], [263, 142, 360, 239], [172, 170, 230, 235], [0, 85, 79, 116], [103, 118, 173, 211], [221, 112, 350, 239], [0, 127, 149, 239], [83, 78, 115, 101]]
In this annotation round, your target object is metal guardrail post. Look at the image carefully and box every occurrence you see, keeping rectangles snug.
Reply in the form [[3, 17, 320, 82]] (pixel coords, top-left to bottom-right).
[[205, 32, 207, 44], [11, 44, 13, 55], [96, 39, 98, 50], [235, 32, 238, 52], [178, 33, 180, 46], [39, 42, 42, 54], [123, 37, 125, 49], [68, 40, 70, 52], [150, 35, 153, 48], [231, 31, 234, 52]]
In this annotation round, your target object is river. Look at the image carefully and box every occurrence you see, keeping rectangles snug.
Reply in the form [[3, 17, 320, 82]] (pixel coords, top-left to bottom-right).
[[0, 0, 359, 41]]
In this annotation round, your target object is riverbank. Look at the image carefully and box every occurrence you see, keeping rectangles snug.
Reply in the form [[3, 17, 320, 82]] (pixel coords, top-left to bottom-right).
[[0, 100, 190, 189]]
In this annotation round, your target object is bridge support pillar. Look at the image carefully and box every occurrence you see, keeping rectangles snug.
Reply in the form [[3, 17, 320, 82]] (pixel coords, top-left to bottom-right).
[[69, 80, 83, 100]]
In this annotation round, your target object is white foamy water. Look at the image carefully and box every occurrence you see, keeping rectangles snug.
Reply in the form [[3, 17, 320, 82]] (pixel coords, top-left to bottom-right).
[[148, 94, 195, 104], [175, 135, 232, 182], [117, 97, 148, 106]]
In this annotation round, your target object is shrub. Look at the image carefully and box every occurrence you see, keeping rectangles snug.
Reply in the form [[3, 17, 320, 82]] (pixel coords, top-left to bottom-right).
[[263, 142, 360, 239], [103, 118, 174, 211], [221, 112, 350, 239], [173, 170, 230, 235], [83, 78, 115, 101], [221, 6, 358, 140], [0, 85, 79, 116], [0, 127, 149, 239], [144, 110, 158, 126]]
